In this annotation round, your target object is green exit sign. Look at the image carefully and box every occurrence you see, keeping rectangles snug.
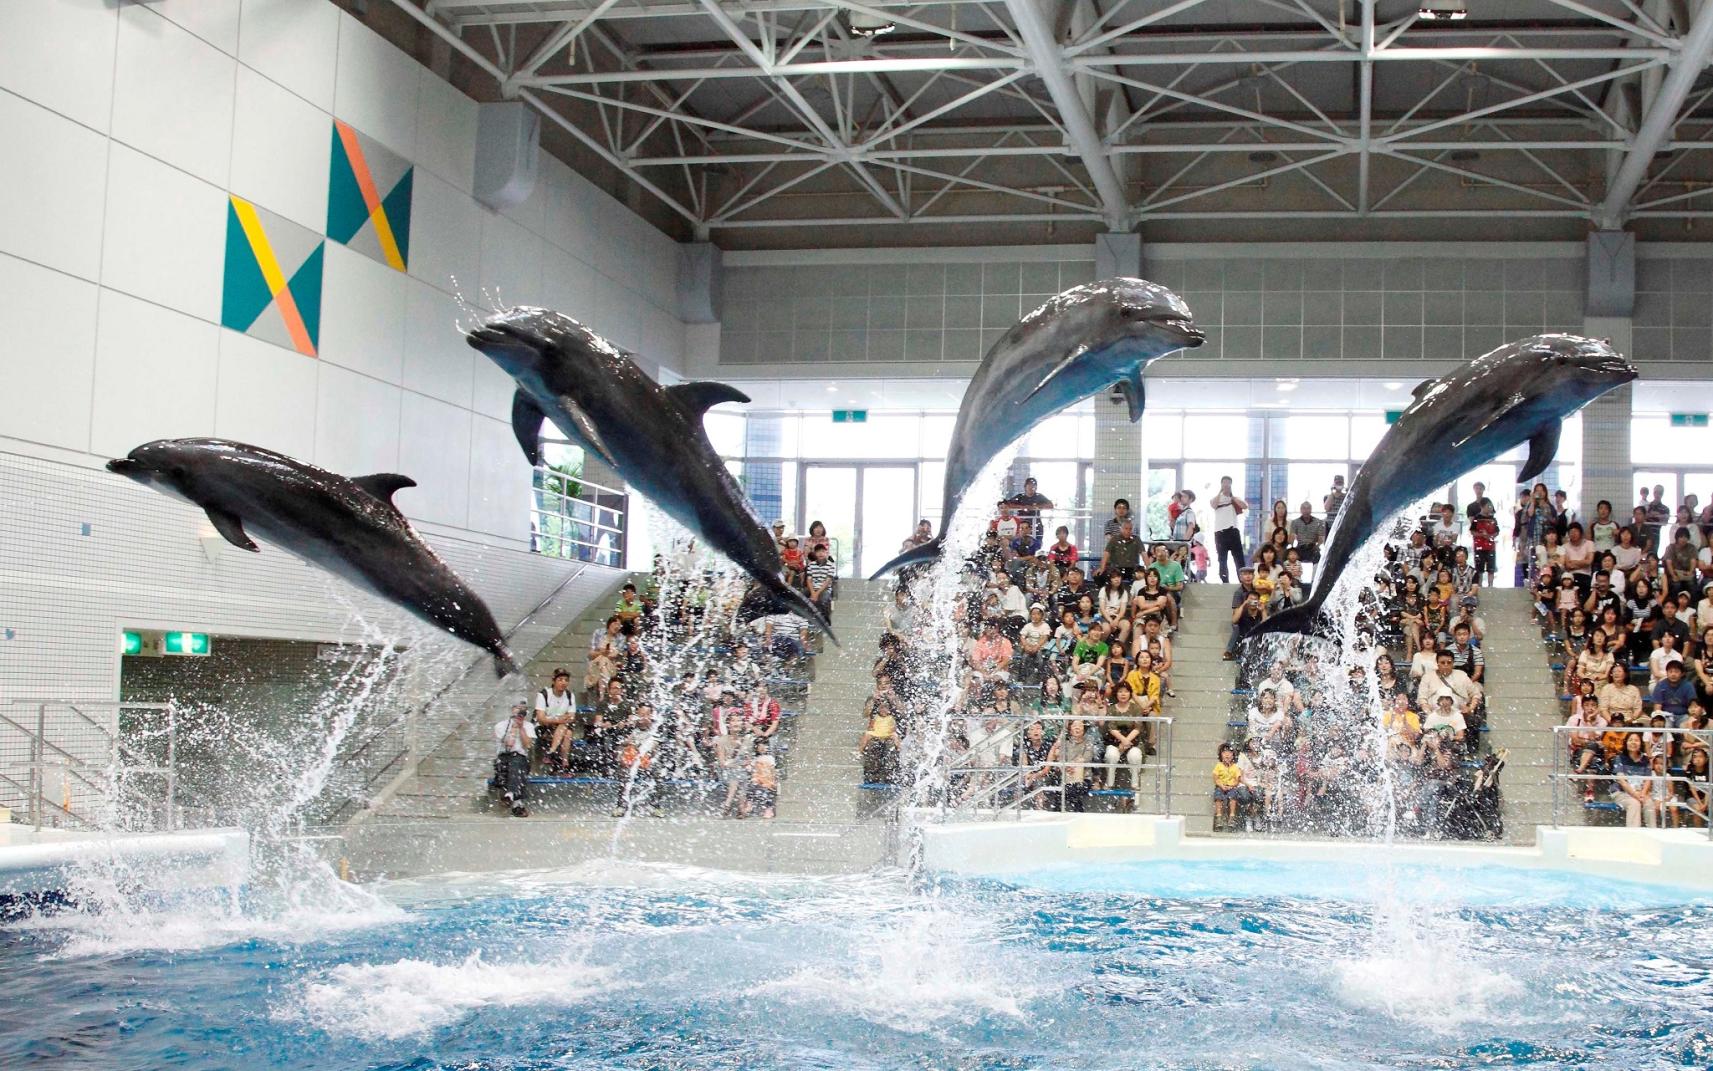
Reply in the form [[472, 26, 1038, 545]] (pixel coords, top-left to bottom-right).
[[163, 631, 210, 656], [831, 409, 867, 424], [121, 630, 143, 656], [1670, 412, 1709, 428], [1385, 409, 1405, 424]]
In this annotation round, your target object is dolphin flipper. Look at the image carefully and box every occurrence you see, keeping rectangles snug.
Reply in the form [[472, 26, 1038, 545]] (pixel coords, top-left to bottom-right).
[[550, 393, 620, 469], [868, 536, 945, 579], [493, 650, 521, 678], [510, 390, 547, 466], [352, 473, 416, 512], [667, 381, 750, 416], [1519, 422, 1562, 484], [1116, 374, 1146, 423], [1241, 601, 1328, 642], [764, 575, 841, 648], [206, 507, 258, 552]]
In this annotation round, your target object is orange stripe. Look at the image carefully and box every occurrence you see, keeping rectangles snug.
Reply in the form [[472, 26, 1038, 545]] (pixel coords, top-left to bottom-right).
[[335, 120, 406, 272], [232, 196, 316, 356], [272, 280, 316, 356]]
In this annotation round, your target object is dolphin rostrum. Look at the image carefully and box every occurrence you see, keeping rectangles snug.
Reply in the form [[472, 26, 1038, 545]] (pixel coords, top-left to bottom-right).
[[107, 439, 520, 676], [1247, 333, 1637, 641], [868, 278, 1204, 578], [465, 307, 838, 644]]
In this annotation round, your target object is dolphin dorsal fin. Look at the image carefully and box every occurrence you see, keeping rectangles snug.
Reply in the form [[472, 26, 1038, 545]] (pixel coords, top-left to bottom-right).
[[1410, 378, 1435, 400], [352, 473, 416, 510], [666, 381, 750, 417]]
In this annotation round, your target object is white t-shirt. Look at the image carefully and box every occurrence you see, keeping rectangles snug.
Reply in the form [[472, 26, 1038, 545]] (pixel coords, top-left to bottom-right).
[[1421, 706, 1467, 738], [1211, 492, 1240, 532], [1020, 620, 1051, 647], [998, 585, 1029, 617], [494, 716, 535, 756], [1247, 703, 1286, 738], [1648, 647, 1684, 687], [535, 687, 574, 722]]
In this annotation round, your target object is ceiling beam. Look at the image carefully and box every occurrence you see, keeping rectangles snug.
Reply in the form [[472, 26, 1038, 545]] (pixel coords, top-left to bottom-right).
[[1001, 0, 1131, 228], [1598, 2, 1713, 226]]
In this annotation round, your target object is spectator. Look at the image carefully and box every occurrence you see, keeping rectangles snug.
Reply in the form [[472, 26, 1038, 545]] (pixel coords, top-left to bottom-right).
[[534, 668, 580, 772], [1103, 498, 1133, 541], [1213, 743, 1249, 831], [1103, 697, 1145, 791], [1290, 502, 1327, 568], [1210, 476, 1247, 583], [1050, 719, 1098, 811], [744, 738, 777, 819], [1100, 519, 1145, 582], [493, 698, 533, 818], [1171, 490, 1199, 544], [1651, 659, 1697, 725], [1046, 526, 1079, 570], [805, 543, 838, 623], [613, 582, 645, 628], [1007, 477, 1054, 554], [1225, 569, 1262, 660], [1610, 731, 1658, 827], [858, 696, 899, 784], [900, 518, 934, 554], [1324, 473, 1347, 518]]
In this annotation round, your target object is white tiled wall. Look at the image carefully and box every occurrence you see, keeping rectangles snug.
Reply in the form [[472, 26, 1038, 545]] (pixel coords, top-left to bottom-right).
[[0, 0, 681, 708]]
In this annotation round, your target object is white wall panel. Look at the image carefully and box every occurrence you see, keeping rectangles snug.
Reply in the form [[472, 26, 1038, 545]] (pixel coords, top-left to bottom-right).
[[314, 364, 401, 477], [541, 248, 598, 316], [229, 65, 331, 231], [319, 243, 407, 385], [0, 91, 109, 281], [150, 0, 242, 56], [0, 0, 117, 132], [398, 392, 473, 527], [497, 150, 549, 234], [333, 13, 418, 159], [540, 157, 595, 257], [478, 210, 544, 307], [89, 292, 220, 459], [402, 278, 476, 407], [111, 5, 237, 187], [412, 65, 477, 194], [466, 415, 532, 542], [0, 254, 99, 453], [214, 329, 318, 459], [470, 355, 519, 423], [409, 170, 484, 295], [100, 144, 226, 322], [237, 0, 339, 112]]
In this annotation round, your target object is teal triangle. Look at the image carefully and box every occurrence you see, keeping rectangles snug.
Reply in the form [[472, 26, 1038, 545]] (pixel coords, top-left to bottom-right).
[[288, 242, 325, 353], [381, 167, 412, 269], [327, 124, 370, 245], [221, 200, 273, 333]]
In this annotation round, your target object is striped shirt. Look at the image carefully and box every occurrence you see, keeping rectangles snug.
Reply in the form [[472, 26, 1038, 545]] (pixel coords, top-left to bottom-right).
[[805, 559, 838, 594]]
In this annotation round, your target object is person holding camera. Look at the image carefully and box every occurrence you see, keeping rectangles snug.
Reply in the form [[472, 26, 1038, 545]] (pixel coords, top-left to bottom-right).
[[493, 698, 534, 818]]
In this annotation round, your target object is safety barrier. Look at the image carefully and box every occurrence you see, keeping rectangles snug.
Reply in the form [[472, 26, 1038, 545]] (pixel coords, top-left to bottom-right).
[[1549, 724, 1711, 837], [939, 712, 1174, 820], [532, 466, 626, 568]]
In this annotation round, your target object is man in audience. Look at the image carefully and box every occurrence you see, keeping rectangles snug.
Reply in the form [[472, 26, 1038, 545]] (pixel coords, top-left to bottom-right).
[[1448, 622, 1485, 685], [1224, 567, 1261, 660], [1324, 473, 1347, 518], [1103, 498, 1133, 541], [1417, 649, 1484, 735], [534, 668, 580, 772], [1651, 659, 1697, 726], [1290, 502, 1326, 568], [900, 518, 935, 554], [1099, 518, 1145, 583], [493, 697, 534, 818], [1007, 477, 1054, 554], [1210, 476, 1247, 583]]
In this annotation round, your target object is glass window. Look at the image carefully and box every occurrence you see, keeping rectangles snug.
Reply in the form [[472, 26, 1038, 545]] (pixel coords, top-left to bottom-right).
[[800, 414, 922, 459], [1077, 413, 1097, 457], [1181, 415, 1252, 461], [1632, 416, 1713, 464], [1143, 413, 1183, 459], [1270, 415, 1349, 460], [918, 462, 946, 529], [1350, 415, 1388, 460], [918, 415, 955, 459], [1024, 412, 1084, 457], [704, 412, 747, 459]]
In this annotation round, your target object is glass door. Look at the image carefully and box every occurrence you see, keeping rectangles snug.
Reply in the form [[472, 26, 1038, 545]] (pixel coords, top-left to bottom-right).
[[1144, 464, 1180, 541], [800, 463, 918, 579]]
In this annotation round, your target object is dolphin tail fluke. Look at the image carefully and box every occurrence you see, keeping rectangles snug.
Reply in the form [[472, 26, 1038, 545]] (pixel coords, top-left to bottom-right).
[[767, 577, 841, 649], [493, 650, 521, 678], [867, 536, 945, 580], [1240, 600, 1331, 643]]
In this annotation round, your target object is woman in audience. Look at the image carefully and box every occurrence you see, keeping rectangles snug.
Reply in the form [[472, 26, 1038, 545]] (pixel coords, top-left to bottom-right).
[[1098, 572, 1132, 647], [1573, 628, 1616, 699], [1600, 663, 1645, 725], [1566, 677, 1609, 801], [1610, 731, 1658, 827], [1679, 748, 1711, 827], [1050, 718, 1098, 811]]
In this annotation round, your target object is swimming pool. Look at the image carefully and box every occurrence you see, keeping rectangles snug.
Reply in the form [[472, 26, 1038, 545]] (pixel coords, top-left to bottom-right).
[[2, 858, 1709, 1070]]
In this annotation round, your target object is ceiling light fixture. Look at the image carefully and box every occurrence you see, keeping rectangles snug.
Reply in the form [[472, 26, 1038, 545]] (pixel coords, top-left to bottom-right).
[[1383, 381, 1404, 390], [1417, 0, 1468, 20], [844, 11, 896, 37]]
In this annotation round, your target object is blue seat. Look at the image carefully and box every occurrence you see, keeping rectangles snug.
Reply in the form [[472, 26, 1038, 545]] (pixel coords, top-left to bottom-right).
[[1584, 800, 1622, 813], [858, 782, 899, 791], [1091, 788, 1131, 797]]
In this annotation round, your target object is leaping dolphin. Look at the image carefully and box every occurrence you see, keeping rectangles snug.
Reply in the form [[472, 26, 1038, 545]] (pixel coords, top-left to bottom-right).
[[107, 439, 520, 676], [465, 307, 838, 644], [1246, 333, 1637, 641], [869, 278, 1204, 578]]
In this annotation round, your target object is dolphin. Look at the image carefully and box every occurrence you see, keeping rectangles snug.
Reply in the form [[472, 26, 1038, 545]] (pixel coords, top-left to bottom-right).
[[107, 438, 520, 676], [868, 277, 1204, 578], [465, 307, 838, 644], [1246, 333, 1637, 641]]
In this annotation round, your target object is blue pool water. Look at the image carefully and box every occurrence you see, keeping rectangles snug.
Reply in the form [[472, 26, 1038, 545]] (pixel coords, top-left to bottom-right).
[[2, 859, 1710, 1070]]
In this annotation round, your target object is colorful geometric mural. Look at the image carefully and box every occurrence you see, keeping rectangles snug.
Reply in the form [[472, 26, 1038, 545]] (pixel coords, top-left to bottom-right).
[[327, 119, 412, 273], [220, 195, 324, 357]]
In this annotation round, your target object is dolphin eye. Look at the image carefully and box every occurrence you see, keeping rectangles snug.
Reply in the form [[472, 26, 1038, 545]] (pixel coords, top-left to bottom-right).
[[1554, 355, 1569, 367]]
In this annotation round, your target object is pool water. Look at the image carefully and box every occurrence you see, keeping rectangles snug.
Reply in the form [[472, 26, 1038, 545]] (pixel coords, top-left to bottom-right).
[[2, 859, 1710, 1070]]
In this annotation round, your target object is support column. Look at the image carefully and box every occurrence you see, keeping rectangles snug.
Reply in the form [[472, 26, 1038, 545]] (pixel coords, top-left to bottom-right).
[[1092, 398, 1143, 538], [1582, 316, 1634, 518]]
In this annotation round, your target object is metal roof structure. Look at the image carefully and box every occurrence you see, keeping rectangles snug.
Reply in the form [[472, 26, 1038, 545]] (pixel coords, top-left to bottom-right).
[[381, 0, 1713, 246]]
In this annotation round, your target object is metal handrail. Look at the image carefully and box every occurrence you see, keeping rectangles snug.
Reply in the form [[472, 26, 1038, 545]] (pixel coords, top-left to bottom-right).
[[1549, 724, 1711, 838], [0, 699, 175, 831], [943, 714, 1174, 821]]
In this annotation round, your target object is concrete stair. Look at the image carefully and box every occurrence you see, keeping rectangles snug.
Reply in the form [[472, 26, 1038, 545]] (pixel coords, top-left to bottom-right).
[[1476, 588, 1564, 839], [1164, 583, 1241, 835]]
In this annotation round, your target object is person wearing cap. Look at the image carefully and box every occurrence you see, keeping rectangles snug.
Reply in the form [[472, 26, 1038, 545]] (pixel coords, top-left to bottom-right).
[[1013, 603, 1052, 689], [771, 519, 789, 552], [534, 668, 579, 772], [493, 697, 534, 817], [780, 534, 805, 581], [901, 518, 935, 554]]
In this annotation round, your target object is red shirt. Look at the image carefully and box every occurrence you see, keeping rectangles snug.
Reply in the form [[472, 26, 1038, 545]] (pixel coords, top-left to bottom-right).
[[1047, 541, 1078, 568]]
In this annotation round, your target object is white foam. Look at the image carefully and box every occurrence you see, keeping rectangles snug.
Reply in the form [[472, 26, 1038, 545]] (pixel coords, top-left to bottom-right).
[[750, 904, 1048, 1036], [1332, 893, 1525, 1030], [282, 953, 614, 1040]]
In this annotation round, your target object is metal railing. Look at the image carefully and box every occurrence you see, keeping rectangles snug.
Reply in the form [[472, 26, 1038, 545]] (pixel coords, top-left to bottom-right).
[[942, 713, 1174, 820], [0, 699, 177, 831], [1549, 724, 1711, 837], [532, 466, 626, 569]]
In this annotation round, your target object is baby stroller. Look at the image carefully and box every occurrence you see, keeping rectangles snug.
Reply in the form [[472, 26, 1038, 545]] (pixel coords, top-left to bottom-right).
[[1445, 748, 1507, 840]]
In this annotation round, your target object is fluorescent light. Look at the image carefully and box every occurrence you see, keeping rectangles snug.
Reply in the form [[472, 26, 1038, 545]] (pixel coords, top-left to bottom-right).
[[1383, 381, 1404, 390], [1276, 381, 1299, 392]]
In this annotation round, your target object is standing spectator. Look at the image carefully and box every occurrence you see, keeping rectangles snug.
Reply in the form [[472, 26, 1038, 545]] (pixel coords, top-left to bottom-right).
[[1324, 474, 1347, 519], [1172, 490, 1199, 545], [1225, 568, 1262, 660], [1210, 476, 1247, 583], [1290, 502, 1327, 567], [1470, 506, 1500, 588], [1464, 482, 1495, 522], [1103, 498, 1133, 541], [1590, 500, 1619, 552], [493, 698, 533, 818], [744, 739, 777, 819], [1007, 477, 1054, 554]]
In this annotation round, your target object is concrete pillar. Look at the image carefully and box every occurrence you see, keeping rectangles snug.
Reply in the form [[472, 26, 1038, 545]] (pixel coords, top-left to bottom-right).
[[1095, 232, 1142, 280], [677, 241, 723, 324], [1582, 315, 1634, 518], [1092, 397, 1143, 535]]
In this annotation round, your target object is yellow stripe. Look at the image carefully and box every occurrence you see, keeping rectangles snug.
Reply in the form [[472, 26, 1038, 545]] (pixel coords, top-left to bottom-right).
[[232, 197, 289, 294], [369, 205, 406, 273]]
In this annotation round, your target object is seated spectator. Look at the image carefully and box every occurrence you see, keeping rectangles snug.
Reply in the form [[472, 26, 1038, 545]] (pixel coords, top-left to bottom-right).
[[1050, 718, 1098, 811], [1247, 688, 1290, 746], [858, 696, 900, 784], [1046, 526, 1079, 571], [613, 582, 646, 629], [1103, 699, 1145, 792], [1224, 569, 1262, 661], [1679, 748, 1710, 827], [743, 738, 777, 819], [1651, 659, 1697, 725], [1600, 663, 1644, 723], [1018, 721, 1054, 807], [1099, 519, 1145, 582], [1417, 649, 1484, 734], [1213, 743, 1250, 831], [534, 668, 579, 772], [1421, 693, 1469, 753], [493, 698, 533, 818], [1610, 731, 1657, 828], [804, 543, 838, 622], [900, 518, 934, 554]]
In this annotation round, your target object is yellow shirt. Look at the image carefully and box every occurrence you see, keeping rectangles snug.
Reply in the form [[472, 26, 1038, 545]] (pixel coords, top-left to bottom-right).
[[1213, 761, 1243, 790], [1122, 669, 1162, 706], [868, 713, 896, 740]]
